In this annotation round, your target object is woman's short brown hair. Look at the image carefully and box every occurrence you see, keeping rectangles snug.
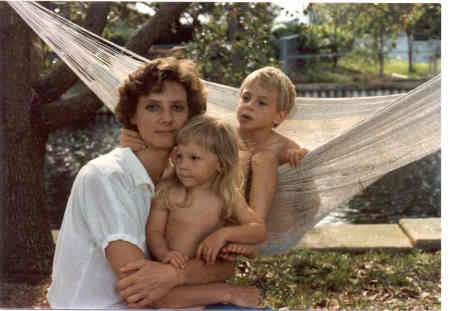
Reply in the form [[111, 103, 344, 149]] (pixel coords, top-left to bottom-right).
[[115, 57, 207, 129]]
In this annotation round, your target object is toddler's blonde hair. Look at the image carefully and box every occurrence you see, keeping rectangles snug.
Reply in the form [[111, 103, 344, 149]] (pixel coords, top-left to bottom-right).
[[156, 115, 241, 220], [240, 66, 296, 113]]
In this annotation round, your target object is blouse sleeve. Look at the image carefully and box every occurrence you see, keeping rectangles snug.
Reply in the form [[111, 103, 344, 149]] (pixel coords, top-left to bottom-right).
[[71, 163, 150, 254]]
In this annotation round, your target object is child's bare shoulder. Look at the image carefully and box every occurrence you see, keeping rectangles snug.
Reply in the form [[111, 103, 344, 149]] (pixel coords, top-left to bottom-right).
[[155, 179, 186, 208], [277, 132, 301, 151], [264, 132, 301, 156]]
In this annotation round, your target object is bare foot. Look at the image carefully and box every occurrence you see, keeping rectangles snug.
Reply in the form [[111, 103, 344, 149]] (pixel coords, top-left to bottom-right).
[[220, 243, 259, 260], [228, 285, 262, 308]]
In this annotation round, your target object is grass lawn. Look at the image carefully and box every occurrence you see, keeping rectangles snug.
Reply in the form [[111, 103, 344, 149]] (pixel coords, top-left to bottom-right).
[[231, 248, 441, 310], [291, 56, 440, 84], [0, 248, 441, 309]]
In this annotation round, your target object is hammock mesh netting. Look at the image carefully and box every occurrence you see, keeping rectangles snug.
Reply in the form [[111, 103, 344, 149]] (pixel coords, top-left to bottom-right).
[[10, 2, 441, 255]]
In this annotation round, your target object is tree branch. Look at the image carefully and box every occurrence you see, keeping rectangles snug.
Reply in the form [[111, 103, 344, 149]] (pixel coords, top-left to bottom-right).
[[126, 3, 191, 56], [33, 2, 112, 106], [40, 91, 104, 132]]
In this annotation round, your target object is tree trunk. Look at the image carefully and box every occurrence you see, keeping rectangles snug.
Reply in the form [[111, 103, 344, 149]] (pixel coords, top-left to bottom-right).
[[378, 33, 385, 78], [0, 3, 54, 281], [407, 30, 415, 73], [1, 2, 190, 283]]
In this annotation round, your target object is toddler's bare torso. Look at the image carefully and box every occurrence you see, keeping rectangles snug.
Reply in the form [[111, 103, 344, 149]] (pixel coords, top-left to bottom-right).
[[165, 190, 225, 258]]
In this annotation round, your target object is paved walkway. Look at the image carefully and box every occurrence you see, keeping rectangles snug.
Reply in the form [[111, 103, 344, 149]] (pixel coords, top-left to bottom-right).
[[296, 217, 441, 252], [51, 217, 441, 252]]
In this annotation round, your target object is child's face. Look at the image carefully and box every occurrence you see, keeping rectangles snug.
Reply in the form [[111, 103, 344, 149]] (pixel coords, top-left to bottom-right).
[[173, 141, 221, 190], [131, 80, 189, 151], [237, 80, 286, 130]]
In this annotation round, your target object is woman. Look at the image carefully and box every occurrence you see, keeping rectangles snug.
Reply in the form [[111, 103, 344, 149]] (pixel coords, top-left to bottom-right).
[[47, 57, 261, 309]]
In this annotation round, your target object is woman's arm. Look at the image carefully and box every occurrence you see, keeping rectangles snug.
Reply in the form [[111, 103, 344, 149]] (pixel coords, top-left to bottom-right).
[[106, 240, 149, 279], [117, 257, 234, 308], [106, 243, 181, 308]]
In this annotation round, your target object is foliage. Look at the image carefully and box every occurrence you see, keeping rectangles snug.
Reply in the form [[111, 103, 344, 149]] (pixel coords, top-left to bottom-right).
[[352, 4, 404, 77], [183, 3, 279, 87], [230, 249, 441, 310], [302, 4, 356, 68], [291, 55, 437, 84], [410, 3, 441, 39], [103, 3, 149, 45], [273, 22, 353, 58], [304, 3, 440, 77]]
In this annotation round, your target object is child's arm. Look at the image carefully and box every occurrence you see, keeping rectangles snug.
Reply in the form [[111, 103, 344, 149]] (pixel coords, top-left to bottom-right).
[[146, 200, 169, 261], [196, 195, 266, 264], [147, 190, 189, 269], [248, 150, 279, 221]]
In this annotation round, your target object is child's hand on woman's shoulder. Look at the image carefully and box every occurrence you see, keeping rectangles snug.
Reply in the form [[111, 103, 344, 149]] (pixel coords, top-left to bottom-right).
[[120, 128, 147, 152]]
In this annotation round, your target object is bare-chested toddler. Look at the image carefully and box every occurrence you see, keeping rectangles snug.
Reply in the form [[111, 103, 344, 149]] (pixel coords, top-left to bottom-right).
[[147, 115, 267, 269]]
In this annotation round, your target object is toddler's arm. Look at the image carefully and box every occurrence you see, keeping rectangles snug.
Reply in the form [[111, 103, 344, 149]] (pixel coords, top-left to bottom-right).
[[219, 243, 259, 261], [146, 198, 171, 262], [196, 195, 266, 264]]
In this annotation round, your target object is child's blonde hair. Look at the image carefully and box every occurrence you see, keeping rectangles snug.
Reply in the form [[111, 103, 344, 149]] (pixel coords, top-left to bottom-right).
[[156, 115, 241, 220], [240, 66, 296, 113]]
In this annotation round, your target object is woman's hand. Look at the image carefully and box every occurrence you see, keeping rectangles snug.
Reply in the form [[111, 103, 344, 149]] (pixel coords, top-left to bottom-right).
[[285, 147, 309, 168], [117, 259, 181, 308], [120, 128, 147, 152], [196, 230, 227, 265], [162, 251, 189, 270]]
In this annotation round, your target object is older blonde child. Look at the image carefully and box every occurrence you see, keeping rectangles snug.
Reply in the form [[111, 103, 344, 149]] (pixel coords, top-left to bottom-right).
[[236, 66, 307, 218], [219, 67, 308, 258], [148, 115, 267, 270]]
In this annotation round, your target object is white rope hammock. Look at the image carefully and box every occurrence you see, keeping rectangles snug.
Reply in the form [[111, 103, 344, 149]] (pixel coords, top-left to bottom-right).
[[10, 2, 441, 255]]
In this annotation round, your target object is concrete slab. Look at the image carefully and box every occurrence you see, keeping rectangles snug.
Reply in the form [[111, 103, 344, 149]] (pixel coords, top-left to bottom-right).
[[399, 218, 441, 251], [297, 224, 413, 252], [51, 230, 59, 244]]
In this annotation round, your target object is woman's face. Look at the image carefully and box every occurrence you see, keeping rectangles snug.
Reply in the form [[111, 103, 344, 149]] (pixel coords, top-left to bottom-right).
[[131, 80, 189, 151]]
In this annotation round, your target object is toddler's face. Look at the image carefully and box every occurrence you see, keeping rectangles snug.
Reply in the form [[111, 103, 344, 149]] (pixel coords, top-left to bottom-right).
[[173, 141, 221, 189]]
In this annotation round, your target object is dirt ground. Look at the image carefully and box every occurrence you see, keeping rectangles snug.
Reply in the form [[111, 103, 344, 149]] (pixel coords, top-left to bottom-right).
[[0, 278, 51, 308]]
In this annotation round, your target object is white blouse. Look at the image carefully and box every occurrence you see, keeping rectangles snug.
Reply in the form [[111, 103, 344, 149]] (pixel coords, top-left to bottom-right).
[[47, 148, 154, 308]]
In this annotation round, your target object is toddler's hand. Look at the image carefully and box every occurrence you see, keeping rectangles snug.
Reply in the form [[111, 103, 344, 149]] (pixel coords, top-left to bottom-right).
[[196, 231, 227, 264], [120, 128, 147, 152], [286, 147, 308, 168], [220, 243, 259, 260], [162, 251, 188, 270]]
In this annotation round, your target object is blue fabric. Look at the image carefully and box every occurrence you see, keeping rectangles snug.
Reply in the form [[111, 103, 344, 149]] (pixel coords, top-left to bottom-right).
[[205, 304, 275, 310]]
